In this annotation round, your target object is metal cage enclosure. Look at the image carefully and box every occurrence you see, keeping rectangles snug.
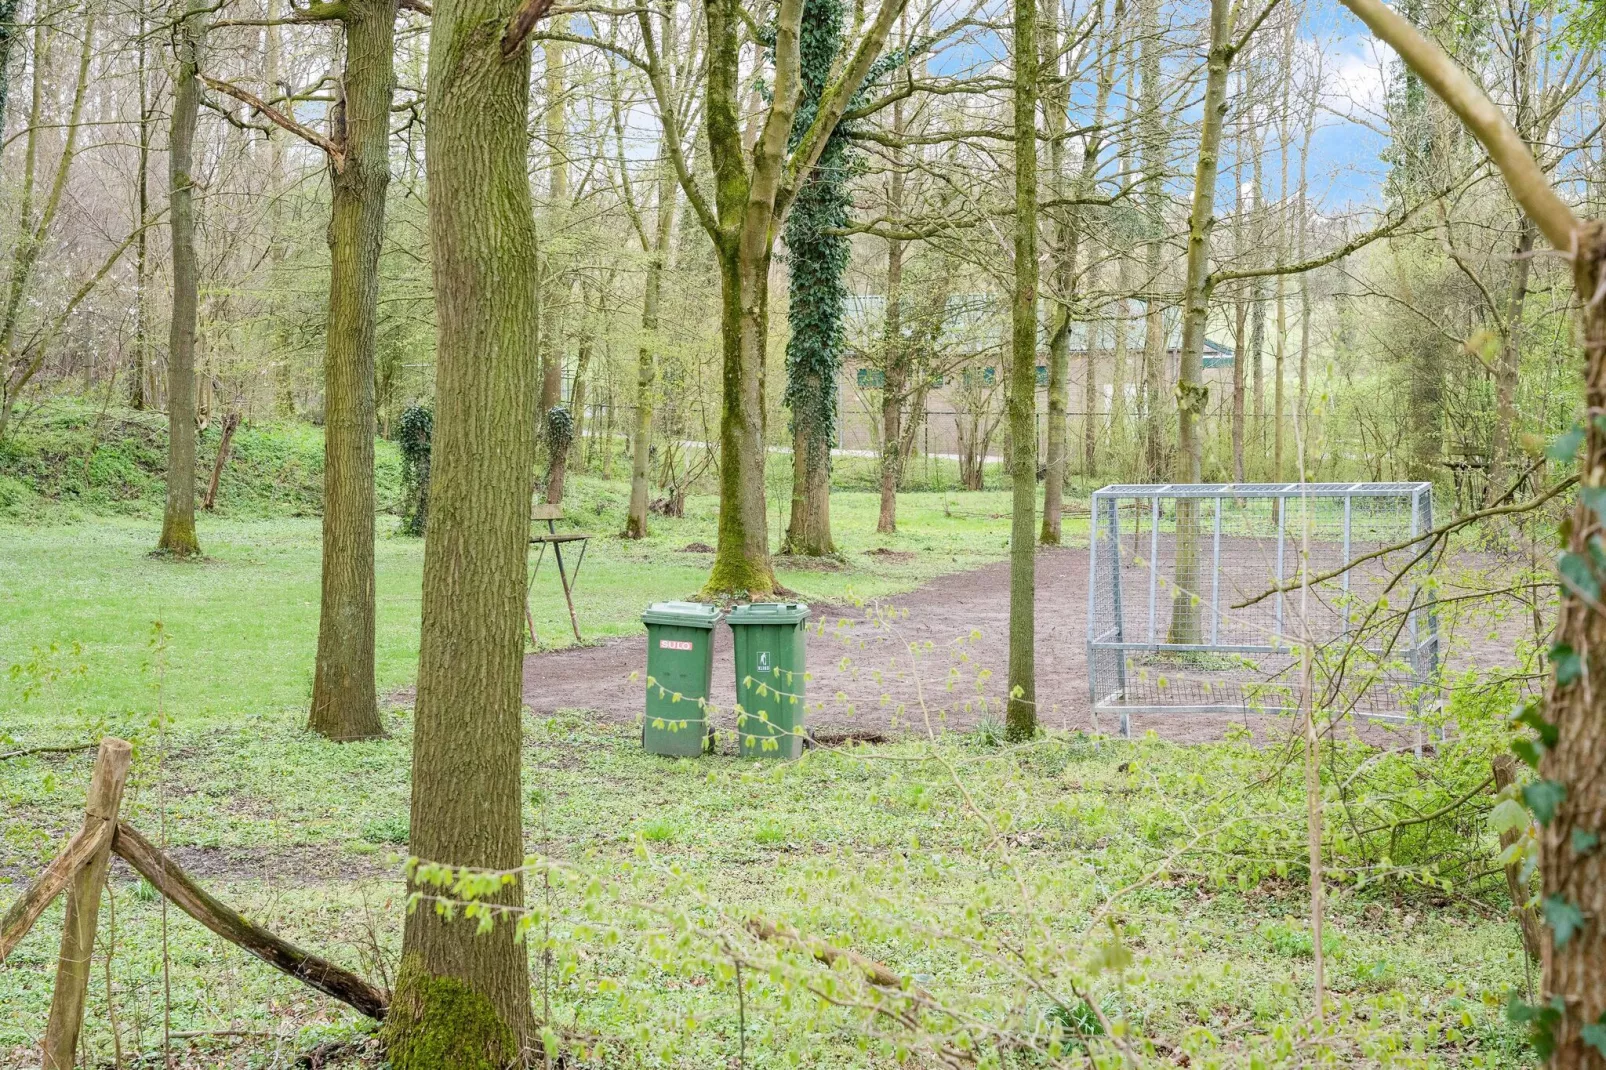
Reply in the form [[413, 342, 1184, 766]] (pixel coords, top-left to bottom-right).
[[1086, 483, 1440, 736]]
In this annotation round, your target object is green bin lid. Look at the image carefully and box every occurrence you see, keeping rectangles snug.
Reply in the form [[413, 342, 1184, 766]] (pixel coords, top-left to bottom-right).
[[641, 601, 723, 628], [727, 602, 811, 625]]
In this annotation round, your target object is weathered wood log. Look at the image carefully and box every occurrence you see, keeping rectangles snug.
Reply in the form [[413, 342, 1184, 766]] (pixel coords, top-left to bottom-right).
[[110, 822, 389, 1020], [0, 742, 131, 965], [43, 737, 133, 1069]]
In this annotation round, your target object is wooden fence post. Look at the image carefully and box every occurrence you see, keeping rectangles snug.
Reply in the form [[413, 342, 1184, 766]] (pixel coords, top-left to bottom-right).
[[40, 737, 132, 1070]]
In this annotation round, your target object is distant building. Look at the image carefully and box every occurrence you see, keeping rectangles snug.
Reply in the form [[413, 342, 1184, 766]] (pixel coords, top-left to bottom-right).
[[833, 293, 1235, 459]]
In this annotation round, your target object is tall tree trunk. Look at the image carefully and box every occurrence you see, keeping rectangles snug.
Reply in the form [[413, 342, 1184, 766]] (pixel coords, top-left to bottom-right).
[[383, 0, 540, 1055], [568, 317, 593, 469], [1488, 8, 1538, 500], [1249, 113, 1266, 462], [130, 0, 150, 411], [1137, 0, 1165, 480], [781, 0, 850, 558], [1005, 0, 1038, 742], [266, 0, 297, 419], [0, 0, 19, 147], [309, 0, 395, 743], [1109, 281, 1128, 454], [678, 0, 905, 595], [1490, 213, 1535, 497], [876, 243, 905, 531], [1039, 0, 1072, 545], [1543, 219, 1606, 1070], [0, 11, 93, 437], [1294, 73, 1315, 476], [157, 0, 204, 557], [876, 101, 906, 534], [1043, 0, 1120, 544], [538, 30, 569, 415], [705, 242, 777, 594], [1168, 0, 1231, 643], [624, 161, 676, 539]]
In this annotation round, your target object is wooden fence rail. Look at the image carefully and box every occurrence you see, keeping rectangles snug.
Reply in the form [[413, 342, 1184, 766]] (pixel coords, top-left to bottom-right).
[[0, 738, 389, 1068]]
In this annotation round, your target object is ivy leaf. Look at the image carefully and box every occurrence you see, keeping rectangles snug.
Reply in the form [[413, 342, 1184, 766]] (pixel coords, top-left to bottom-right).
[[1558, 551, 1602, 602], [1547, 423, 1584, 464], [1513, 702, 1560, 748], [1525, 780, 1567, 825], [1582, 1017, 1606, 1058], [1573, 828, 1600, 855], [1512, 739, 1545, 769], [1543, 895, 1586, 948], [1552, 643, 1584, 686], [1488, 798, 1531, 836], [1508, 995, 1566, 1060], [1582, 485, 1606, 522]]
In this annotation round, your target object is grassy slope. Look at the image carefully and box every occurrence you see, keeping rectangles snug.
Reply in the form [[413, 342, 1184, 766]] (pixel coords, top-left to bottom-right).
[[0, 400, 405, 520]]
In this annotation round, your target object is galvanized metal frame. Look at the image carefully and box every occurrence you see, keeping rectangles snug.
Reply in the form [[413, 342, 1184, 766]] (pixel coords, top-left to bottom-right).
[[1086, 482, 1440, 737]]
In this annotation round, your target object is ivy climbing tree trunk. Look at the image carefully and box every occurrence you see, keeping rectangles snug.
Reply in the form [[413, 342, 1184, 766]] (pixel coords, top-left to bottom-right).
[[383, 0, 541, 1057], [1004, 0, 1038, 742], [782, 0, 850, 558], [157, 0, 205, 557], [638, 0, 907, 596], [309, 0, 395, 743]]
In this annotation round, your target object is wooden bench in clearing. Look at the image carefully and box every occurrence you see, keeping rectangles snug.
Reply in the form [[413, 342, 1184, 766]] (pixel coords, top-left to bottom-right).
[[527, 502, 593, 644]]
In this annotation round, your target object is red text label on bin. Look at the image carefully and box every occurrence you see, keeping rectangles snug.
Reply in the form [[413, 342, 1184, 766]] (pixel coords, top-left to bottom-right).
[[659, 639, 694, 651]]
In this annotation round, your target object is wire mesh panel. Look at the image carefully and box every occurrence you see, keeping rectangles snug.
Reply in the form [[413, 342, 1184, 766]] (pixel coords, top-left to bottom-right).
[[1087, 483, 1439, 736]]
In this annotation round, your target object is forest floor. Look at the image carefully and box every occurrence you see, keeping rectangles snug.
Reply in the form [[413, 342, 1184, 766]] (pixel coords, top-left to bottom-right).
[[0, 475, 1542, 1067]]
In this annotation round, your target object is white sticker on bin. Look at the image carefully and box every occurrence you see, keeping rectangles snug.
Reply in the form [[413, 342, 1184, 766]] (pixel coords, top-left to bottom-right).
[[659, 639, 694, 651]]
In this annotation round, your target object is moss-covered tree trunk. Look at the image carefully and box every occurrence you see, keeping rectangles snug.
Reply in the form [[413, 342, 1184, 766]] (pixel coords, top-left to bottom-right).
[[157, 0, 204, 558], [309, 0, 395, 743], [707, 240, 777, 594], [383, 0, 540, 1057], [1004, 0, 1038, 742]]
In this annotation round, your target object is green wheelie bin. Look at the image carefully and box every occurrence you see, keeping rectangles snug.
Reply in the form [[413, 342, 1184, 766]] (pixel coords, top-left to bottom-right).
[[641, 601, 723, 757], [728, 602, 811, 759]]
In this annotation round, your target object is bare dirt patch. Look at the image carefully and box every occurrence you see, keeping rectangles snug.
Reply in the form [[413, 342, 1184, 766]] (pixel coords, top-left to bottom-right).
[[522, 548, 1329, 744], [520, 540, 1530, 746]]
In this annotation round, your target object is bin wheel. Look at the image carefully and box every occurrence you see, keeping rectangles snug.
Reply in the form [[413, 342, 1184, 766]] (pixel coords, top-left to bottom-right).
[[705, 725, 716, 755], [801, 729, 816, 752]]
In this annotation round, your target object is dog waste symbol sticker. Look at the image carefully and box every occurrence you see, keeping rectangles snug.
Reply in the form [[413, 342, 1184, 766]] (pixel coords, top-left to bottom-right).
[[758, 651, 771, 673]]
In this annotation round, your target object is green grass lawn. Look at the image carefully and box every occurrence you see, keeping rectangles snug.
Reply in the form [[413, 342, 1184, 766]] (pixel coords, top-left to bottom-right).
[[0, 711, 1531, 1068], [0, 466, 1530, 1069], [0, 481, 1047, 733]]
